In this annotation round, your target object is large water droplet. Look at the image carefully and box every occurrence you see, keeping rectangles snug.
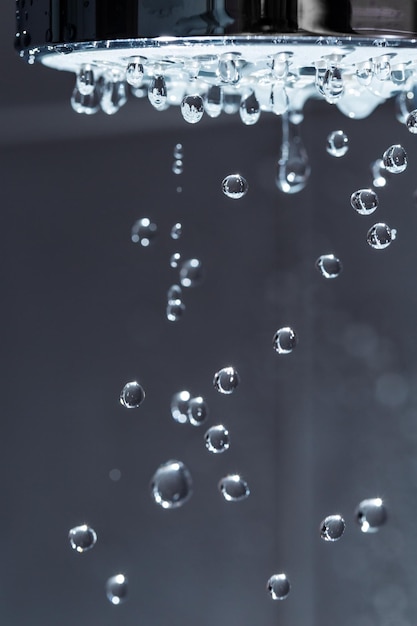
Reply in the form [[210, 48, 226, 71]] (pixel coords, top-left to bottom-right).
[[179, 259, 203, 288], [218, 52, 241, 84], [205, 85, 223, 118], [106, 574, 128, 605], [326, 130, 349, 157], [382, 144, 407, 173], [322, 66, 344, 102], [131, 218, 157, 246], [273, 327, 297, 354], [100, 73, 127, 115], [126, 57, 145, 88], [166, 300, 185, 322], [239, 91, 261, 125], [187, 396, 209, 426], [77, 64, 95, 96], [276, 114, 310, 194], [148, 75, 168, 111], [350, 189, 379, 215], [316, 254, 342, 279], [119, 381, 145, 408], [151, 460, 193, 509], [219, 474, 250, 501], [68, 524, 97, 553], [270, 85, 289, 116], [205, 424, 230, 453], [367, 223, 394, 249], [181, 94, 204, 124], [267, 574, 291, 600], [171, 222, 182, 240], [221, 174, 248, 199], [406, 109, 417, 133], [355, 498, 387, 533], [213, 366, 240, 394], [170, 253, 181, 269], [320, 515, 346, 541]]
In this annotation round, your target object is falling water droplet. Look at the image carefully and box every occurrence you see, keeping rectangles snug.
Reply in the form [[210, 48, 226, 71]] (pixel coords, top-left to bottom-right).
[[350, 189, 379, 215], [239, 91, 261, 125], [371, 159, 388, 188], [100, 73, 127, 115], [131, 218, 157, 246], [326, 130, 349, 157], [316, 254, 342, 279], [391, 228, 397, 240], [367, 223, 394, 249], [172, 160, 183, 175], [219, 474, 250, 501], [213, 366, 240, 394], [320, 515, 346, 542], [167, 284, 182, 301], [355, 498, 387, 533], [126, 57, 145, 88], [109, 468, 122, 481], [218, 52, 241, 84], [273, 327, 297, 354], [382, 144, 407, 173], [267, 574, 291, 600], [119, 381, 145, 408], [276, 114, 310, 194], [322, 66, 344, 102], [70, 87, 100, 115], [151, 459, 193, 509], [406, 109, 417, 133], [170, 390, 191, 424], [77, 64, 95, 96], [166, 300, 185, 322], [181, 94, 204, 124], [270, 84, 289, 116], [173, 143, 183, 159], [171, 223, 182, 240], [187, 396, 209, 426], [170, 253, 181, 268], [221, 174, 248, 199], [148, 75, 168, 111], [68, 524, 97, 553], [223, 93, 241, 115], [205, 85, 223, 118], [106, 574, 128, 605], [179, 259, 203, 287], [205, 424, 230, 453]]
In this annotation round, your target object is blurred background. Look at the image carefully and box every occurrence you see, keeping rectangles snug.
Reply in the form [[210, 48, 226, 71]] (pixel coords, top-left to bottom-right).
[[3, 3, 417, 626]]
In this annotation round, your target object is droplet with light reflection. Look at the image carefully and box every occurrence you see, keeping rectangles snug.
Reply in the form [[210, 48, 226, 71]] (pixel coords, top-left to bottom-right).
[[367, 223, 394, 249], [213, 366, 240, 394], [170, 252, 181, 269], [150, 459, 193, 509], [406, 109, 417, 133], [316, 254, 342, 279], [181, 94, 204, 124], [126, 57, 145, 88], [131, 218, 157, 246], [179, 259, 203, 288], [320, 515, 346, 542], [187, 396, 209, 426], [355, 498, 387, 533], [119, 381, 145, 408], [222, 174, 249, 199], [219, 474, 250, 501], [68, 524, 97, 553], [273, 327, 297, 354], [205, 424, 230, 453], [326, 130, 349, 157], [171, 223, 182, 240], [166, 300, 185, 322], [171, 390, 191, 424], [105, 574, 128, 605], [350, 189, 379, 215], [382, 144, 407, 173], [267, 573, 291, 600], [239, 91, 261, 125]]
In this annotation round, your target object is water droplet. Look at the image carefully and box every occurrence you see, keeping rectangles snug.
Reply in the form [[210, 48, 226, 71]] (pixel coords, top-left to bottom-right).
[[77, 64, 95, 96], [171, 222, 182, 240], [170, 253, 181, 268], [223, 93, 241, 115], [148, 75, 168, 111], [167, 284, 182, 301], [171, 390, 190, 424], [355, 498, 387, 533], [119, 381, 145, 408], [105, 574, 128, 605], [187, 396, 209, 426], [276, 114, 310, 194], [181, 94, 204, 124], [375, 56, 391, 81], [367, 223, 394, 249], [371, 158, 388, 188], [391, 228, 397, 240], [151, 459, 193, 509], [239, 91, 261, 125], [356, 60, 374, 86], [131, 218, 157, 246], [218, 52, 241, 84], [322, 66, 344, 102], [179, 259, 203, 288], [70, 87, 100, 115], [166, 300, 185, 322], [270, 85, 289, 116], [267, 574, 291, 600], [172, 160, 183, 175], [350, 189, 379, 215], [68, 524, 97, 553], [100, 73, 127, 115], [109, 468, 121, 481], [126, 57, 145, 88], [406, 109, 417, 133], [316, 254, 342, 279], [273, 327, 297, 354], [173, 143, 183, 159], [326, 130, 349, 157], [382, 144, 407, 173], [270, 52, 290, 80], [221, 174, 248, 199], [177, 186, 183, 193], [219, 474, 250, 501], [213, 366, 240, 394], [205, 85, 223, 118], [320, 514, 346, 541], [205, 424, 230, 453]]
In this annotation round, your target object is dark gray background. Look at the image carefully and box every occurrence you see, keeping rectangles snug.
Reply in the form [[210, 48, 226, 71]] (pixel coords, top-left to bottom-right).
[[2, 3, 417, 626]]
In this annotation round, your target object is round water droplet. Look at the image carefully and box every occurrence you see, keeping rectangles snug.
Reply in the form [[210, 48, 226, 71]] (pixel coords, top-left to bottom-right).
[[367, 223, 393, 249], [77, 64, 95, 96], [239, 92, 261, 125], [355, 498, 387, 533], [68, 524, 97, 553], [213, 366, 240, 394], [187, 396, 209, 426], [166, 300, 185, 322], [172, 159, 183, 175], [320, 514, 346, 542], [109, 468, 121, 481], [181, 94, 204, 124], [100, 74, 127, 115], [322, 66, 344, 102], [171, 222, 182, 240], [171, 390, 191, 424], [267, 574, 290, 600], [406, 109, 417, 133], [131, 218, 157, 246], [148, 75, 168, 111], [222, 174, 248, 199], [170, 253, 181, 269], [273, 327, 297, 354], [119, 381, 145, 408], [350, 189, 379, 215], [126, 57, 144, 88], [316, 254, 342, 279], [218, 52, 241, 84], [326, 130, 349, 157], [382, 144, 407, 173], [205, 424, 230, 453], [219, 474, 249, 501], [106, 574, 128, 605], [179, 259, 203, 288], [151, 459, 193, 509], [173, 143, 183, 159]]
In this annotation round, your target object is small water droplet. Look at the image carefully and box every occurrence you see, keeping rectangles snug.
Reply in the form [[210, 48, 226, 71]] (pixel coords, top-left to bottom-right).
[[167, 284, 182, 301], [77, 64, 95, 96], [205, 424, 230, 453], [68, 524, 97, 553], [150, 459, 193, 509], [355, 498, 387, 533], [367, 223, 394, 249], [273, 327, 297, 354], [239, 91, 261, 125], [316, 254, 342, 279], [270, 85, 289, 116], [119, 381, 145, 408], [181, 94, 204, 124], [187, 396, 209, 426], [221, 174, 248, 199], [173, 143, 183, 159], [406, 109, 417, 133], [171, 390, 190, 424], [105, 574, 128, 605], [166, 299, 185, 322], [171, 222, 182, 240], [382, 144, 407, 173], [213, 366, 240, 394], [148, 75, 168, 111], [179, 259, 203, 288], [131, 218, 157, 246], [371, 158, 388, 188], [322, 66, 344, 102], [276, 114, 310, 194], [170, 253, 181, 268], [320, 515, 346, 541], [391, 228, 397, 240], [326, 130, 349, 157], [350, 189, 379, 215], [126, 57, 145, 88], [218, 52, 241, 84], [109, 468, 121, 481], [219, 474, 249, 501], [205, 85, 223, 118], [177, 186, 183, 193], [172, 159, 183, 175], [267, 574, 290, 600]]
